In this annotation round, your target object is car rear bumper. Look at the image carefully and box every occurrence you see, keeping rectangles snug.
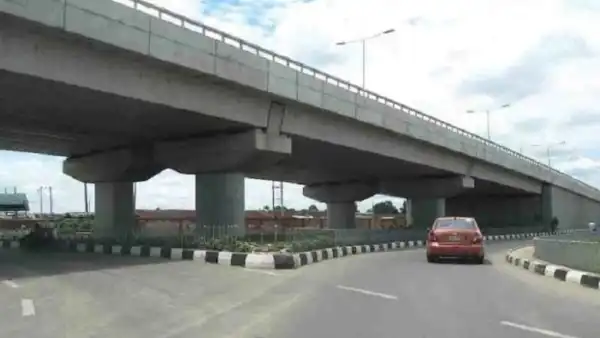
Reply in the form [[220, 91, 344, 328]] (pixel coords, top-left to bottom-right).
[[426, 242, 484, 257]]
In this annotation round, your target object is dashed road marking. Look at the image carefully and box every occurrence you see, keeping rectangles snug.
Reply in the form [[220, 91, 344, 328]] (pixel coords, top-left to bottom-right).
[[335, 285, 398, 300], [21, 299, 35, 317], [2, 280, 19, 288], [501, 321, 580, 338]]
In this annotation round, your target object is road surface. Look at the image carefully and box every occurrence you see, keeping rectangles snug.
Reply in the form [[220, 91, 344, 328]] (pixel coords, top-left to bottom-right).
[[1, 240, 599, 338]]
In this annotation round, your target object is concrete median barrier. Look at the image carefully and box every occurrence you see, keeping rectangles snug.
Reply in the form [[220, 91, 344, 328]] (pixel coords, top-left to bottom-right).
[[533, 232, 600, 274], [2, 230, 570, 270]]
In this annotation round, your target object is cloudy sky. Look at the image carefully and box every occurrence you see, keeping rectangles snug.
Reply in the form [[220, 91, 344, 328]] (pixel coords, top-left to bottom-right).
[[2, 0, 600, 213]]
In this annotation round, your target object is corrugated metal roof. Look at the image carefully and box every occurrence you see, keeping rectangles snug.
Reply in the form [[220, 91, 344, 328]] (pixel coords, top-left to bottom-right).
[[0, 193, 29, 211]]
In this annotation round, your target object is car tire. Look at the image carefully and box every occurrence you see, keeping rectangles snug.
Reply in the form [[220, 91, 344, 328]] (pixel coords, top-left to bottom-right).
[[475, 256, 485, 265], [427, 255, 437, 263]]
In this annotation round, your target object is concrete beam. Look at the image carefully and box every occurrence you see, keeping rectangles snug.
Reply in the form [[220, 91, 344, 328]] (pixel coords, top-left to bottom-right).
[[63, 146, 163, 183], [468, 162, 541, 194], [303, 181, 377, 203], [379, 176, 475, 198], [155, 129, 292, 174]]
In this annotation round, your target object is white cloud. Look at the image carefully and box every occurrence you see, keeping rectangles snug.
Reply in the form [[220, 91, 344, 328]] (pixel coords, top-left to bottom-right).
[[3, 0, 600, 213]]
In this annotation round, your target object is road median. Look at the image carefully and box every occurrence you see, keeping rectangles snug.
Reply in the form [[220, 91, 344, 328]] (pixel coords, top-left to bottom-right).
[[1, 230, 564, 270]]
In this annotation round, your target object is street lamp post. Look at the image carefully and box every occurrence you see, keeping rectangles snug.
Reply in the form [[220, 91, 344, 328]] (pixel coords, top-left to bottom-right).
[[336, 28, 396, 89], [465, 103, 511, 140], [531, 141, 566, 167]]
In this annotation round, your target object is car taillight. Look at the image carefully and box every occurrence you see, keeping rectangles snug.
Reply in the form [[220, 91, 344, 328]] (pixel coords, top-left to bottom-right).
[[472, 234, 483, 244], [428, 232, 437, 242]]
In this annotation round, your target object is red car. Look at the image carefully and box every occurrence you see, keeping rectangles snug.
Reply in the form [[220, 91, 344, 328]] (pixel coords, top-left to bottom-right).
[[426, 217, 485, 264]]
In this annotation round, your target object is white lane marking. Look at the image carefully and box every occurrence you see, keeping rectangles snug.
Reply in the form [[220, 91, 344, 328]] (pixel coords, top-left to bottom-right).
[[2, 280, 19, 288], [243, 269, 279, 276], [335, 285, 398, 300], [501, 321, 580, 338], [21, 299, 35, 317]]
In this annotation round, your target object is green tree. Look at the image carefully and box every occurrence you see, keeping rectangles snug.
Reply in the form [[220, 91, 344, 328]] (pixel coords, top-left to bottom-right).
[[308, 204, 319, 212], [371, 200, 399, 214], [273, 206, 287, 213]]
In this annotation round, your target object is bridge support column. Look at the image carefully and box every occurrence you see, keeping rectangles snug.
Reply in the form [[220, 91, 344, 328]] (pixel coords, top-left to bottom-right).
[[326, 202, 358, 229], [303, 182, 377, 229], [445, 194, 543, 229], [94, 182, 136, 240], [63, 146, 163, 240], [541, 184, 554, 228], [195, 173, 246, 238], [155, 128, 291, 238], [407, 198, 446, 229]]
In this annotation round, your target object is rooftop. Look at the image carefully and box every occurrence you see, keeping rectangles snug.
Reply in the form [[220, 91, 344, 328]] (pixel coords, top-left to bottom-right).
[[0, 193, 29, 212]]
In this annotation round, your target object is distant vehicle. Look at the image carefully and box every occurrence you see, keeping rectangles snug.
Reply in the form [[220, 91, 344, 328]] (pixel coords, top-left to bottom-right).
[[426, 217, 485, 264]]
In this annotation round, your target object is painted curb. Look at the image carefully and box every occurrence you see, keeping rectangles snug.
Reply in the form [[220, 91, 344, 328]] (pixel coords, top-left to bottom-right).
[[1, 230, 570, 270], [505, 247, 600, 290]]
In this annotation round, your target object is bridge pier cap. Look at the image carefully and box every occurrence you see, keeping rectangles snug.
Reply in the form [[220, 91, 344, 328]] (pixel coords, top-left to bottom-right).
[[63, 147, 164, 183]]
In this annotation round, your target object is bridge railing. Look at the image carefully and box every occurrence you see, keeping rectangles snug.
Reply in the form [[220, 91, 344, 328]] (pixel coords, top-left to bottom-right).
[[115, 0, 596, 194]]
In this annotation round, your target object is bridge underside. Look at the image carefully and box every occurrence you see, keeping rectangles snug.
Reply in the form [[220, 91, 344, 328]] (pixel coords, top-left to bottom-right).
[[0, 70, 533, 196], [2, 9, 587, 239]]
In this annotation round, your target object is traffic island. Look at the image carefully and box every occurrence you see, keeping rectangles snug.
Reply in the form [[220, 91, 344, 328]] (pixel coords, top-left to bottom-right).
[[1, 231, 565, 270], [505, 246, 600, 290]]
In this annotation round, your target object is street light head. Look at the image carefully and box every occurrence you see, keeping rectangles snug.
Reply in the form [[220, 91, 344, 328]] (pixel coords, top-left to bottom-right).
[[335, 41, 346, 46], [466, 110, 475, 114], [501, 103, 511, 108], [383, 28, 396, 34]]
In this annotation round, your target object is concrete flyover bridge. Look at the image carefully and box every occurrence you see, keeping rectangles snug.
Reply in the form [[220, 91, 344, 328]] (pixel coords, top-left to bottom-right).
[[1, 0, 600, 239]]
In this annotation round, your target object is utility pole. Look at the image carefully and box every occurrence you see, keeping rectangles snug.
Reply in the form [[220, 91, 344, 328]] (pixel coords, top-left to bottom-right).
[[466, 103, 511, 140], [38, 186, 44, 215], [336, 28, 396, 90], [133, 183, 137, 210], [271, 181, 284, 218], [48, 186, 54, 215], [530, 141, 567, 168], [84, 183, 89, 214]]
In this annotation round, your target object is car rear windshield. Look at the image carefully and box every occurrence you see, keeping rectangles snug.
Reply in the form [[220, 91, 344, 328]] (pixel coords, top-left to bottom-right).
[[434, 219, 476, 230]]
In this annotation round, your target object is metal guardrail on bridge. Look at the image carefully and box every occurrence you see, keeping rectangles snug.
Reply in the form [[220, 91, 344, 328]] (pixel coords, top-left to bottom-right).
[[112, 0, 598, 195]]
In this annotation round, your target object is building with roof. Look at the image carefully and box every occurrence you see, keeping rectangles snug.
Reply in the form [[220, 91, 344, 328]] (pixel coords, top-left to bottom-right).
[[0, 193, 29, 212]]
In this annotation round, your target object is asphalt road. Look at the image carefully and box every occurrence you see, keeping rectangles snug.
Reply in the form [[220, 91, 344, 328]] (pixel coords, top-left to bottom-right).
[[1, 240, 599, 338]]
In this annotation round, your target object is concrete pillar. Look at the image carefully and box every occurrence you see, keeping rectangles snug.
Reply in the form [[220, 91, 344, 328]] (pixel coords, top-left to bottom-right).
[[327, 202, 357, 229], [445, 195, 542, 229], [195, 173, 245, 238], [409, 198, 445, 229], [405, 199, 413, 226], [303, 182, 377, 229], [541, 184, 553, 228], [94, 182, 136, 241]]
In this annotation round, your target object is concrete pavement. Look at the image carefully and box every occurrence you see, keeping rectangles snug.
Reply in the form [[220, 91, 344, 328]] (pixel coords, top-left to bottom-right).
[[249, 241, 600, 338], [0, 250, 302, 338], [2, 241, 599, 338]]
